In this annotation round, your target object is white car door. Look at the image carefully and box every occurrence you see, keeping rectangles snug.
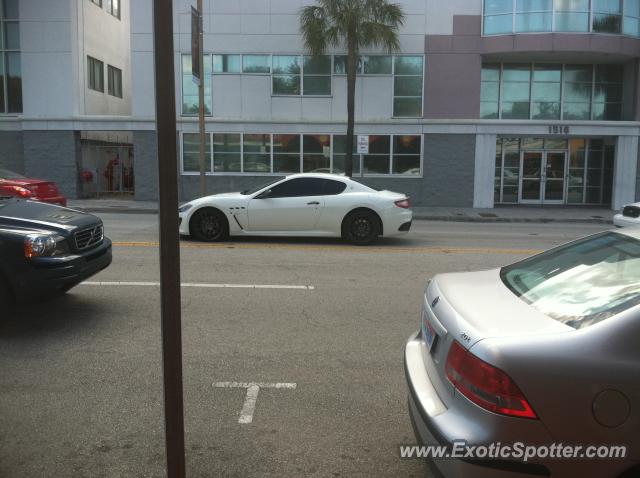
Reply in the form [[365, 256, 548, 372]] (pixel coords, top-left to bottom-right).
[[247, 178, 326, 232]]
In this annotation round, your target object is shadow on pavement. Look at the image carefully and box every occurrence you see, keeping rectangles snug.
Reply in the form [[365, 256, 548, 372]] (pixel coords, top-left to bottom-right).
[[0, 293, 105, 338]]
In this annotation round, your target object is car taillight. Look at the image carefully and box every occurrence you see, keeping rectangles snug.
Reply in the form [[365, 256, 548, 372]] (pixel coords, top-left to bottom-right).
[[394, 198, 410, 209], [10, 186, 33, 198], [445, 341, 537, 419]]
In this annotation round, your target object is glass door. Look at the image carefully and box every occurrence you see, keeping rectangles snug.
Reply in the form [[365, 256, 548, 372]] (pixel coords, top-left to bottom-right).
[[543, 151, 566, 204], [519, 151, 567, 204], [520, 152, 543, 203]]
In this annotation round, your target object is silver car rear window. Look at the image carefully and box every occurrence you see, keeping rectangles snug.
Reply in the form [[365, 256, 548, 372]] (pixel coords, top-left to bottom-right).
[[501, 232, 640, 329]]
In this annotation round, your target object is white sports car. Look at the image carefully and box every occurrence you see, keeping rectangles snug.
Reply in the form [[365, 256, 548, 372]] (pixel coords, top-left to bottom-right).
[[613, 202, 640, 228], [178, 173, 412, 244]]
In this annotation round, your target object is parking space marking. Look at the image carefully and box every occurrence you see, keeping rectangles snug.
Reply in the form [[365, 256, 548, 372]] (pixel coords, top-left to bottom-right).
[[213, 382, 297, 424], [112, 241, 541, 255], [80, 281, 315, 290]]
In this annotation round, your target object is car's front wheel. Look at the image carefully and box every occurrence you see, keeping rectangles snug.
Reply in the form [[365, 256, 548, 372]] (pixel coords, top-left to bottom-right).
[[190, 208, 229, 242], [342, 210, 380, 245]]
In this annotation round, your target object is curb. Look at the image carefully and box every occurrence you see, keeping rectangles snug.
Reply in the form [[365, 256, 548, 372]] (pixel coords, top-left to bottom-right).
[[412, 215, 613, 224], [73, 206, 614, 224]]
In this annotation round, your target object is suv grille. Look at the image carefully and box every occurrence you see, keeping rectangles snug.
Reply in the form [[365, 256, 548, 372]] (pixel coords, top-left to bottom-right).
[[75, 224, 104, 250], [623, 206, 640, 218]]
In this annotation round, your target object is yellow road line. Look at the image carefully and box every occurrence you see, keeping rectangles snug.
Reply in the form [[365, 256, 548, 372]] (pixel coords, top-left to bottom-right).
[[112, 241, 542, 255]]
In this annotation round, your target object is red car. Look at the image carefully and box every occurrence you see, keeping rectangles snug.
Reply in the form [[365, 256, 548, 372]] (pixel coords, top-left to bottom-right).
[[0, 168, 67, 206]]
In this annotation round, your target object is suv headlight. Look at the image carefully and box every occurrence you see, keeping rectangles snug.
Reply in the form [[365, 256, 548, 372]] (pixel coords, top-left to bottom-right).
[[24, 234, 70, 258], [178, 203, 193, 213]]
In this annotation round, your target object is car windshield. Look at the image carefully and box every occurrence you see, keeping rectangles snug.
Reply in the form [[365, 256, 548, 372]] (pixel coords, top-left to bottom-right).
[[240, 178, 283, 195], [0, 168, 26, 180], [501, 232, 640, 329]]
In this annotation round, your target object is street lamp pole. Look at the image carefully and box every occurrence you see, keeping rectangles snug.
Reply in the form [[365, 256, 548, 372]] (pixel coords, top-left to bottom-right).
[[152, 0, 186, 477], [197, 0, 206, 197]]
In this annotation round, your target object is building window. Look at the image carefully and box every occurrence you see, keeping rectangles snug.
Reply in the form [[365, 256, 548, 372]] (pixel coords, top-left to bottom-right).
[[182, 133, 212, 173], [242, 55, 270, 74], [243, 134, 271, 173], [562, 65, 592, 119], [483, 63, 623, 121], [303, 56, 331, 95], [106, 0, 121, 19], [480, 64, 501, 119], [362, 56, 392, 75], [181, 54, 212, 116], [107, 65, 123, 98], [87, 56, 104, 92], [593, 64, 623, 120], [515, 0, 552, 32], [624, 0, 640, 34], [393, 56, 423, 117], [181, 134, 422, 177], [0, 0, 21, 113], [484, 0, 640, 36], [531, 64, 561, 119], [362, 135, 391, 174], [392, 135, 421, 175], [592, 0, 622, 32], [302, 134, 331, 172], [212, 54, 241, 73], [555, 0, 590, 31], [273, 134, 301, 173], [501, 64, 530, 119], [272, 55, 300, 95], [213, 133, 241, 173], [333, 55, 392, 75]]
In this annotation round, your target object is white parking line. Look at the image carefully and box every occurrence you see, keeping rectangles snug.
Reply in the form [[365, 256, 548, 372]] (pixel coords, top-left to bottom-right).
[[80, 281, 315, 290], [213, 382, 298, 424]]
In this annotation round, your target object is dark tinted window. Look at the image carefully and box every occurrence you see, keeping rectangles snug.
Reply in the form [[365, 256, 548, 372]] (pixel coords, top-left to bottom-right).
[[267, 178, 325, 198], [322, 179, 347, 195]]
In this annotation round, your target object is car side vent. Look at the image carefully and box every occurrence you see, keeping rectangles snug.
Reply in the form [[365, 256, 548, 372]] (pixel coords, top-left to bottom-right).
[[75, 224, 104, 250]]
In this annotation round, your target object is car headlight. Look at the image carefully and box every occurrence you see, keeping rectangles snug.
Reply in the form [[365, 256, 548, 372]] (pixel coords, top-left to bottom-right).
[[178, 203, 193, 213], [24, 234, 70, 258]]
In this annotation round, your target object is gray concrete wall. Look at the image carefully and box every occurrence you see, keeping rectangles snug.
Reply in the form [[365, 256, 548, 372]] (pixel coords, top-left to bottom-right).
[[23, 130, 81, 198], [420, 134, 476, 207], [133, 131, 159, 201], [0, 131, 25, 174]]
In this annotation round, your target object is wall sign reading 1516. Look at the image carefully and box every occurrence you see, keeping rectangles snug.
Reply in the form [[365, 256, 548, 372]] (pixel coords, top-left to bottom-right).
[[548, 125, 570, 135]]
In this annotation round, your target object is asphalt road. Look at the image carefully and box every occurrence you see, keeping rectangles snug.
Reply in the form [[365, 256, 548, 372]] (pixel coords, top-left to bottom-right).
[[0, 215, 609, 478]]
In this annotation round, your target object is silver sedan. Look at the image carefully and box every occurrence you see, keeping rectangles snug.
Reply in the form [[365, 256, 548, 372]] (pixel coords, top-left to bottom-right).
[[405, 228, 640, 478]]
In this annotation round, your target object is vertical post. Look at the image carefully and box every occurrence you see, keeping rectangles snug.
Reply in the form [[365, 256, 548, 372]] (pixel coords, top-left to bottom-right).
[[152, 1, 186, 477], [198, 0, 206, 197]]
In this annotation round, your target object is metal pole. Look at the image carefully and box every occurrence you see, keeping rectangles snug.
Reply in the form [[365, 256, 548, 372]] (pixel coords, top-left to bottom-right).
[[152, 1, 186, 477], [198, 0, 206, 197]]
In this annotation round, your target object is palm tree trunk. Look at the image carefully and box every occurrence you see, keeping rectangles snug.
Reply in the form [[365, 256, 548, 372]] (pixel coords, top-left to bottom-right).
[[345, 39, 357, 178]]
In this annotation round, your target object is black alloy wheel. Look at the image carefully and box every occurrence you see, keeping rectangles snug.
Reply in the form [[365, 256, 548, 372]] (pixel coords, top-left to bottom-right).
[[191, 208, 229, 242], [344, 211, 380, 245]]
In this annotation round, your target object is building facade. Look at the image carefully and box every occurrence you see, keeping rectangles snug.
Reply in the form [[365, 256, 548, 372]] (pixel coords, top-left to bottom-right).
[[2, 0, 640, 209], [0, 0, 132, 199]]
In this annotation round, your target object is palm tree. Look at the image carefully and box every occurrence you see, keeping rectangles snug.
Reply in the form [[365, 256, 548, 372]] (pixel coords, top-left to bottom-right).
[[300, 0, 404, 177]]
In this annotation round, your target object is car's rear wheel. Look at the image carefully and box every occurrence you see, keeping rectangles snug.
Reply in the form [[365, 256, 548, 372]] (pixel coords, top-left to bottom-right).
[[190, 208, 229, 242], [343, 210, 380, 245]]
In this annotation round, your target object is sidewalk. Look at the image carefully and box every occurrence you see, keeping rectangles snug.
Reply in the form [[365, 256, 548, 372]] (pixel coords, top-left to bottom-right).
[[67, 199, 616, 224]]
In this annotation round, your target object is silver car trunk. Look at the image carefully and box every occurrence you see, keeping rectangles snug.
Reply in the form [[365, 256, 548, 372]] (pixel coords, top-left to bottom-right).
[[421, 269, 573, 405]]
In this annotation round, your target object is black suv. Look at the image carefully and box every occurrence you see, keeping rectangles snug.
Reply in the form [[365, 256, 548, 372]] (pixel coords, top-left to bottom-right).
[[0, 197, 112, 304]]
